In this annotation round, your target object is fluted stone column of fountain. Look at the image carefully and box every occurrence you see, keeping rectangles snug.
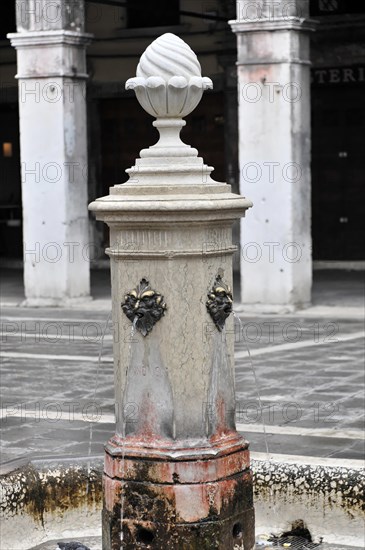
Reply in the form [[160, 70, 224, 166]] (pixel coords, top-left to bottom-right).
[[89, 34, 254, 550]]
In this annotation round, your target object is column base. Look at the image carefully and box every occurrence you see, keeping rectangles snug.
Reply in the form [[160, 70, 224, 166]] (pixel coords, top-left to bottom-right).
[[21, 296, 93, 308], [102, 434, 255, 550]]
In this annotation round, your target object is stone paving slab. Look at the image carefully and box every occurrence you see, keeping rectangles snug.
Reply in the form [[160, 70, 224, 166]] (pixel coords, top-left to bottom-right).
[[2, 308, 363, 349], [1, 268, 364, 463], [2, 416, 364, 463], [1, 308, 364, 461], [1, 267, 364, 308]]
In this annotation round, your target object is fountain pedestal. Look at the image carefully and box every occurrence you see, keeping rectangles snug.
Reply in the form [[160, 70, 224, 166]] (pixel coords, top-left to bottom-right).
[[89, 33, 254, 550]]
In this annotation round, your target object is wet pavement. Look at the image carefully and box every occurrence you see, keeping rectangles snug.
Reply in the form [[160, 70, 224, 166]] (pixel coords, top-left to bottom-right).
[[1, 268, 364, 550], [1, 268, 364, 464]]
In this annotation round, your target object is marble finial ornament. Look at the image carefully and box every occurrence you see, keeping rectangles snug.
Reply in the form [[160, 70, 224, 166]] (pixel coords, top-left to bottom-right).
[[124, 33, 216, 184], [126, 33, 213, 118]]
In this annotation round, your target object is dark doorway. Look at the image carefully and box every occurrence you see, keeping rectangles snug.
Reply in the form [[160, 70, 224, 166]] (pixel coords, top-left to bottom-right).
[[182, 92, 225, 184], [311, 82, 365, 260], [0, 104, 22, 258], [99, 96, 156, 191], [126, 0, 180, 28]]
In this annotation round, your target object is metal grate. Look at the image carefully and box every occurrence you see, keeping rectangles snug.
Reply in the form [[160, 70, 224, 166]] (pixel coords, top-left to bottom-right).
[[256, 535, 323, 549], [279, 536, 322, 548]]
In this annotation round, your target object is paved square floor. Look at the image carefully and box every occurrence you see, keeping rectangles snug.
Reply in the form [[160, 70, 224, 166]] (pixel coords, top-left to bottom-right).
[[1, 269, 364, 464]]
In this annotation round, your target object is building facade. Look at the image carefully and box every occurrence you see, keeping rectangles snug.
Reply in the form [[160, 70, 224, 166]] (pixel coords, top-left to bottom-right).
[[0, 0, 364, 304]]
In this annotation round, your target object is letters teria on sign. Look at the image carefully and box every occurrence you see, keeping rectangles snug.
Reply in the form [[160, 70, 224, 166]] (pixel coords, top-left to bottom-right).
[[311, 65, 365, 85]]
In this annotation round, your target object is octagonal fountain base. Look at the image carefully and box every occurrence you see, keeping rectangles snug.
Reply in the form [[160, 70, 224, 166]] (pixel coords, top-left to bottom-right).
[[102, 434, 255, 550]]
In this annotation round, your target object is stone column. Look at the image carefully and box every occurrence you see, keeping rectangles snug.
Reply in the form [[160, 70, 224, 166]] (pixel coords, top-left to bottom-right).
[[8, 1, 92, 305], [89, 33, 254, 550], [230, 1, 315, 310]]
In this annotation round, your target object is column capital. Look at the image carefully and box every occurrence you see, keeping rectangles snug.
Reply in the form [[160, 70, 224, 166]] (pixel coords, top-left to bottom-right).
[[8, 30, 92, 80], [230, 17, 317, 34], [230, 15, 316, 67], [8, 29, 92, 49]]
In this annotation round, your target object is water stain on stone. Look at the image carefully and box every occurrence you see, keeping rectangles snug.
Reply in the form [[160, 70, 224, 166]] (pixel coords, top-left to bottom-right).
[[0, 462, 102, 526]]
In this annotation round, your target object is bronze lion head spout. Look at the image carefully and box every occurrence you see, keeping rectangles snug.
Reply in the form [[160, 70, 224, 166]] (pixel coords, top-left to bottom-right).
[[122, 278, 167, 336], [206, 275, 233, 331]]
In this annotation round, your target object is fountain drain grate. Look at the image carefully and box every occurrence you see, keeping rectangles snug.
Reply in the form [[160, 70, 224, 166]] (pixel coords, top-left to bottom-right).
[[256, 535, 323, 549]]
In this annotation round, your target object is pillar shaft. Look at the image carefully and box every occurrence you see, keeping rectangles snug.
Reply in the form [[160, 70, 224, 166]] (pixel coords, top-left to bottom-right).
[[8, 0, 92, 305], [231, 0, 315, 309]]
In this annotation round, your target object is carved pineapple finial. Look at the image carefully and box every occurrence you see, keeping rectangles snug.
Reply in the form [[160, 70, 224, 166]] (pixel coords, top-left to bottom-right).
[[126, 33, 213, 119]]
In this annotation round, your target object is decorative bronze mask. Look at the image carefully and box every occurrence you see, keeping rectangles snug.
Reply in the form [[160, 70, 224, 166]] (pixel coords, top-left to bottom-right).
[[122, 278, 167, 336], [206, 275, 233, 331]]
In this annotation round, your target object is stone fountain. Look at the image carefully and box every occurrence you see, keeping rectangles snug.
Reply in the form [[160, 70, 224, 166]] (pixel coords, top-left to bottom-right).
[[89, 33, 254, 550]]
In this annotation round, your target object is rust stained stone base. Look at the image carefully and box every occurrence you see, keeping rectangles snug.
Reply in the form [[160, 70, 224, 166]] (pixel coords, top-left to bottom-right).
[[102, 434, 255, 550]]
